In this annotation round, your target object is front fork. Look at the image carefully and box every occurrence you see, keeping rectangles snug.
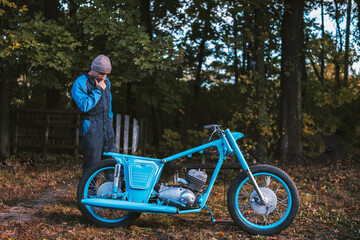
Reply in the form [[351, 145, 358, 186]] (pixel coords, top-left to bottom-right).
[[224, 130, 267, 204], [245, 169, 268, 204]]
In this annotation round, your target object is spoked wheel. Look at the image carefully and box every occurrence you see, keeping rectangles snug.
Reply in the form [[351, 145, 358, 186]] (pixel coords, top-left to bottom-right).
[[227, 165, 299, 235], [77, 159, 141, 228]]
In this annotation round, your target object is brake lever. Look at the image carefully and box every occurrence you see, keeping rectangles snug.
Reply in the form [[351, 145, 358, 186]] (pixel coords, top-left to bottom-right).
[[204, 124, 221, 141], [208, 128, 216, 141]]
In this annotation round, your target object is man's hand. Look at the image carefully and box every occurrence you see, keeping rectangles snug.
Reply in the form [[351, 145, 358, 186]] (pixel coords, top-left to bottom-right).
[[96, 80, 106, 90]]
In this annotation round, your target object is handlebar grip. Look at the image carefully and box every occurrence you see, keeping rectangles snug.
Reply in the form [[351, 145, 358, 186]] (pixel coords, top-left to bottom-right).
[[204, 124, 216, 129]]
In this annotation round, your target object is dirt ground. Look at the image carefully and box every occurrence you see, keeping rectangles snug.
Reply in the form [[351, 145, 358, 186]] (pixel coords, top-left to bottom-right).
[[1, 158, 359, 239], [0, 180, 76, 236]]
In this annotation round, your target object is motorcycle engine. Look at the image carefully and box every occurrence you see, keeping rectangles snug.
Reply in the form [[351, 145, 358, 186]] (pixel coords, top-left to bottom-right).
[[186, 169, 207, 192], [157, 169, 207, 209]]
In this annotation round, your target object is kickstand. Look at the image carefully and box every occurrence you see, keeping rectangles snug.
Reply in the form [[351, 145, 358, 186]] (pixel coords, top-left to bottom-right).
[[204, 204, 216, 222]]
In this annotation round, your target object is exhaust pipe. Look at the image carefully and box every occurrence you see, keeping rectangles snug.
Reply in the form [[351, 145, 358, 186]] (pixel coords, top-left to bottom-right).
[[81, 198, 178, 214]]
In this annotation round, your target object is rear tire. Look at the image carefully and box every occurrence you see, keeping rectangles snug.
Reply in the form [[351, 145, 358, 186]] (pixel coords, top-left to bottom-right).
[[77, 159, 141, 228], [227, 165, 299, 235]]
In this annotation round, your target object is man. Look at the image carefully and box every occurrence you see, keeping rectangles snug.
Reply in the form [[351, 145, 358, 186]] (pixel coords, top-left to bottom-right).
[[71, 54, 116, 173]]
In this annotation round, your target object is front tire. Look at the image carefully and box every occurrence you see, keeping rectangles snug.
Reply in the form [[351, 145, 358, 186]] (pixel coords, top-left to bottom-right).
[[77, 159, 141, 228], [227, 165, 299, 235]]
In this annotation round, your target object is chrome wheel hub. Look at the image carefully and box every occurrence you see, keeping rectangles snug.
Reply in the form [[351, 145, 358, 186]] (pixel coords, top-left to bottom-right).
[[250, 188, 277, 215]]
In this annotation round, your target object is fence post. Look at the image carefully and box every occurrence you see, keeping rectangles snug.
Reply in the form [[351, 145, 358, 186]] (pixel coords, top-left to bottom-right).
[[123, 115, 130, 154], [115, 114, 121, 153], [132, 118, 139, 154]]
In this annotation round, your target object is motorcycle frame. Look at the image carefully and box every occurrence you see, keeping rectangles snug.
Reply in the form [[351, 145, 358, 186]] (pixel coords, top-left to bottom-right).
[[81, 129, 265, 217]]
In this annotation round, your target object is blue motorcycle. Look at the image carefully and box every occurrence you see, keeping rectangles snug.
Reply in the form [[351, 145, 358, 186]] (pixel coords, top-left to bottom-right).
[[77, 124, 299, 235]]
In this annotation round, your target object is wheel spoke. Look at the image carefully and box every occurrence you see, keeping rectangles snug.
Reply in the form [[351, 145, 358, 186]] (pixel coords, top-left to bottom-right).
[[278, 200, 288, 207], [241, 182, 253, 195], [263, 215, 269, 225], [89, 181, 97, 189], [264, 176, 271, 188], [252, 215, 258, 225], [239, 204, 251, 212], [268, 215, 274, 224], [273, 183, 281, 193], [273, 207, 283, 217], [277, 195, 288, 206], [98, 172, 109, 182]]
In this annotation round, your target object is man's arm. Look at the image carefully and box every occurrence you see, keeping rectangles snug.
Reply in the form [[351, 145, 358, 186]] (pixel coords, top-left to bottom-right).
[[107, 78, 113, 121], [71, 76, 103, 112]]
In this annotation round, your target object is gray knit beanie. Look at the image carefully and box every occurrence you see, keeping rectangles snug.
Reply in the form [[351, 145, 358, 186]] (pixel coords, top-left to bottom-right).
[[91, 54, 112, 74]]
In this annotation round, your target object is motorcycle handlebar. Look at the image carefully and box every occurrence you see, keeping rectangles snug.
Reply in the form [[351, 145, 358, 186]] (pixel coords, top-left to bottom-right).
[[204, 124, 216, 129], [204, 124, 221, 132]]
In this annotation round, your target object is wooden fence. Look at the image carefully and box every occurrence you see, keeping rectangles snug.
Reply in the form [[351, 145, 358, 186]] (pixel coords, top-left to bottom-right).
[[10, 109, 146, 157]]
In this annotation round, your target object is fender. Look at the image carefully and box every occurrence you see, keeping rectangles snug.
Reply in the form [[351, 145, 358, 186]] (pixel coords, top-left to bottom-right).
[[231, 132, 244, 141]]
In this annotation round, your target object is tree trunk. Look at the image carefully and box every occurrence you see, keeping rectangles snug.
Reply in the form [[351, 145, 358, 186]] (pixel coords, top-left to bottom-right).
[[44, 0, 61, 109], [242, 4, 252, 77], [68, 1, 79, 18], [43, 0, 60, 19], [356, 0, 360, 32], [344, 0, 352, 85], [140, 0, 152, 39], [151, 106, 162, 145], [195, 37, 206, 97], [234, 47, 240, 84], [335, 57, 341, 88], [254, 7, 268, 162], [46, 88, 61, 109], [194, 5, 212, 98], [233, 12, 240, 85], [320, 0, 325, 84], [241, 41, 247, 79], [126, 82, 136, 115], [140, 0, 163, 144], [0, 80, 10, 163], [279, 0, 304, 163], [334, 0, 342, 88]]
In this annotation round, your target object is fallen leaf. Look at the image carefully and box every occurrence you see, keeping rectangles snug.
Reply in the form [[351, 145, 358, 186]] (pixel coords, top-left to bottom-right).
[[216, 231, 224, 237]]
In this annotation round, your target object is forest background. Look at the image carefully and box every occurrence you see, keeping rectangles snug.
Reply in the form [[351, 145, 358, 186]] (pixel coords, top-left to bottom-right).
[[0, 0, 359, 164]]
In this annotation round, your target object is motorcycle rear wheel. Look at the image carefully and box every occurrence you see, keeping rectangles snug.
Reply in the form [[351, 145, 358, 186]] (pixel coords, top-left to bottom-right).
[[77, 159, 141, 228]]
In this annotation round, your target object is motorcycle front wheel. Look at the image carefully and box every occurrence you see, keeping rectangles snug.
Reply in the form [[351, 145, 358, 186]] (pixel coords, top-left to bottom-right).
[[227, 164, 299, 235], [77, 159, 141, 228]]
